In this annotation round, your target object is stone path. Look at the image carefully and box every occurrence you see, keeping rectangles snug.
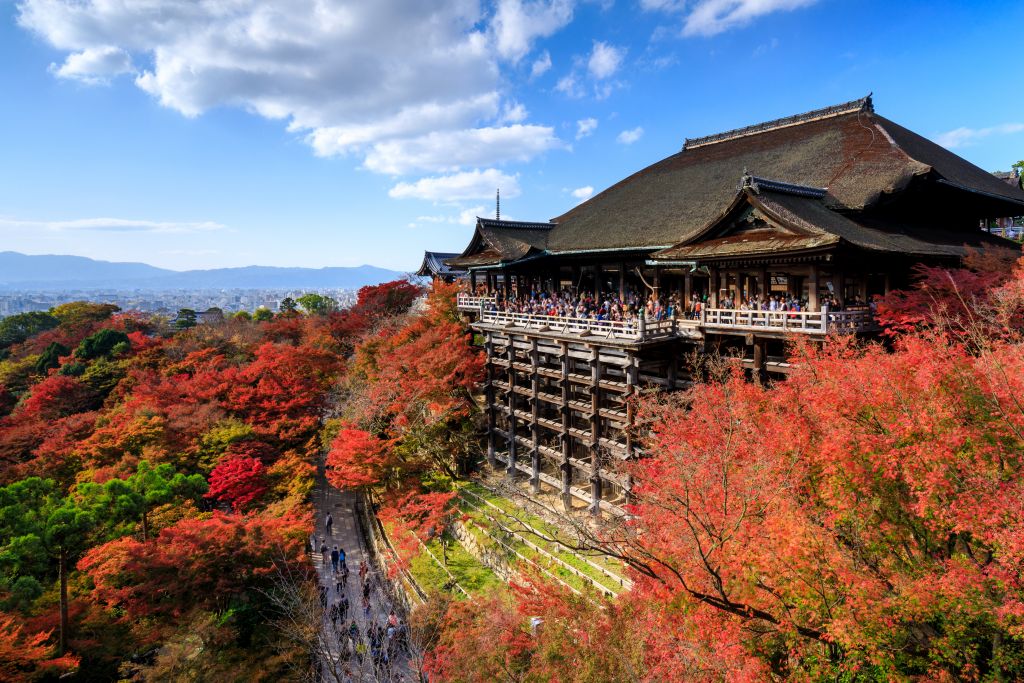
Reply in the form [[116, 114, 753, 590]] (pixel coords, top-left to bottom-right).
[[312, 478, 410, 682]]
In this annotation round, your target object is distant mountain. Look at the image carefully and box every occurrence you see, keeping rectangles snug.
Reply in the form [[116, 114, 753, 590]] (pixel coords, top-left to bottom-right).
[[0, 252, 406, 291]]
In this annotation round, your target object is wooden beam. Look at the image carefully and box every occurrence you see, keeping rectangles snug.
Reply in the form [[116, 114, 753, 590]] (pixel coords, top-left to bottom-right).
[[530, 339, 541, 494]]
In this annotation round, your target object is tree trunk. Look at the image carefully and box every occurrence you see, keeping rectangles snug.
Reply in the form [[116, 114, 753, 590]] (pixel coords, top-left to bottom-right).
[[59, 546, 68, 656]]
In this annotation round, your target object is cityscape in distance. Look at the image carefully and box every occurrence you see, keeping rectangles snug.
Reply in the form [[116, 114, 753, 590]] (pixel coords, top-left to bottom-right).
[[0, 251, 407, 317]]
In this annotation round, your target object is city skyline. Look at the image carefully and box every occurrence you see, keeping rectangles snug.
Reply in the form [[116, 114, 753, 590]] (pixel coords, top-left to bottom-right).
[[1, 0, 1022, 272]]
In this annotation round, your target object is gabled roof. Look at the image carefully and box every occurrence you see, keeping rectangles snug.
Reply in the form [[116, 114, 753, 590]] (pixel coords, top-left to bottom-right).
[[415, 251, 463, 277], [653, 174, 1016, 262], [537, 96, 1024, 254], [447, 218, 553, 269]]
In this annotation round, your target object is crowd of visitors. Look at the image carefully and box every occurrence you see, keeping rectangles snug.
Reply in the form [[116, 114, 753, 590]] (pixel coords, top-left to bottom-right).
[[312, 512, 409, 682], [471, 285, 874, 324]]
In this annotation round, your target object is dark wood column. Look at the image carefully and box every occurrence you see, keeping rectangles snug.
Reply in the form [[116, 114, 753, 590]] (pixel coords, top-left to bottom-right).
[[808, 265, 819, 310], [709, 267, 720, 307], [485, 335, 496, 467], [593, 264, 602, 299], [589, 347, 602, 516], [506, 341, 517, 478], [559, 341, 572, 510], [618, 263, 626, 300], [529, 339, 541, 494]]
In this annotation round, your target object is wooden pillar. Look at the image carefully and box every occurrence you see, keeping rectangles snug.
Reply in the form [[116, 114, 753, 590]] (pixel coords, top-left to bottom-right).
[[485, 336, 497, 467], [593, 264, 602, 299], [884, 272, 891, 296], [470, 270, 478, 293], [625, 354, 637, 458], [530, 339, 541, 494], [668, 354, 678, 390], [618, 262, 626, 300], [808, 265, 819, 311], [684, 273, 693, 308], [652, 266, 661, 297], [858, 275, 868, 302], [752, 337, 767, 385], [559, 341, 572, 510], [760, 268, 769, 297], [589, 347, 602, 516], [709, 267, 720, 307], [572, 265, 581, 298], [506, 341, 517, 479], [835, 271, 845, 308]]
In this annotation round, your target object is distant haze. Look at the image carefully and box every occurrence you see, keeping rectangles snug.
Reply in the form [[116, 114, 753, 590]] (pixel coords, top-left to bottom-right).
[[0, 252, 406, 291]]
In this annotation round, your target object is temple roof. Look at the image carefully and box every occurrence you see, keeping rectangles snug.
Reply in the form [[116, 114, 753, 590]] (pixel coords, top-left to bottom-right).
[[653, 175, 1015, 262], [447, 218, 553, 268], [541, 96, 1024, 254], [415, 251, 463, 277]]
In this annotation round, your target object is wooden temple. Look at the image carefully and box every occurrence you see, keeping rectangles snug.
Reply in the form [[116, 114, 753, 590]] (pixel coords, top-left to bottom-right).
[[436, 95, 1024, 515]]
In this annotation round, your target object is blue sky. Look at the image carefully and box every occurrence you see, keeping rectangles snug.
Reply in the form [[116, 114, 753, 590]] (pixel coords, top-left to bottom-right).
[[1, 0, 1021, 272]]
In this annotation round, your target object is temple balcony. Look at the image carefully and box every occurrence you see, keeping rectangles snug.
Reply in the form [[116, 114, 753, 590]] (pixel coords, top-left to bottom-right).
[[457, 294, 497, 311], [467, 303, 877, 345]]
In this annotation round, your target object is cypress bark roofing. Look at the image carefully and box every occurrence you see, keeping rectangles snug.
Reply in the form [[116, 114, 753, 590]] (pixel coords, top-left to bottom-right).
[[445, 97, 1024, 268], [415, 251, 463, 277], [654, 179, 1015, 261], [542, 98, 1024, 253]]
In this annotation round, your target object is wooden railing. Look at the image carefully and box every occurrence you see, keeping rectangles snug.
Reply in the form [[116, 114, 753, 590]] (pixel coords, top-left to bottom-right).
[[466, 298, 876, 341], [457, 293, 497, 310], [701, 308, 877, 334]]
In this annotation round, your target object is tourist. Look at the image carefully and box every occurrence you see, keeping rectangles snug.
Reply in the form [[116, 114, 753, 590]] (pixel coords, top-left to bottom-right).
[[330, 545, 340, 573], [338, 546, 347, 572], [325, 512, 333, 538]]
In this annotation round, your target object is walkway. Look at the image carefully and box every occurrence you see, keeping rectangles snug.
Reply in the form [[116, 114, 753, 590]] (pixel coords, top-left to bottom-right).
[[312, 476, 411, 682]]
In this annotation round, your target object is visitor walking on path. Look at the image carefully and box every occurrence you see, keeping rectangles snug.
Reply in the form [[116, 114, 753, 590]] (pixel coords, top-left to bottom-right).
[[325, 512, 333, 538]]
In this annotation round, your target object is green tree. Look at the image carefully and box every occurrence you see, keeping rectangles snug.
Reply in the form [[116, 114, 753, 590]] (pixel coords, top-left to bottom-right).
[[253, 307, 273, 322], [296, 292, 338, 316], [34, 342, 69, 375], [75, 329, 130, 360], [233, 310, 252, 322], [1013, 160, 1024, 188], [79, 460, 208, 542], [0, 478, 96, 656], [174, 308, 198, 330], [278, 297, 298, 315], [49, 302, 120, 327], [0, 312, 59, 350]]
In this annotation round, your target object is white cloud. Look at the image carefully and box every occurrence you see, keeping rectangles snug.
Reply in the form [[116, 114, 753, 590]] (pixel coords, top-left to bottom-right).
[[555, 73, 583, 98], [684, 0, 818, 36], [935, 123, 1024, 149], [640, 0, 818, 37], [389, 169, 521, 201], [459, 206, 488, 225], [571, 185, 594, 199], [617, 126, 644, 144], [49, 45, 134, 84], [17, 1, 572, 178], [491, 0, 574, 63], [530, 50, 552, 78], [0, 216, 225, 233], [500, 101, 529, 123], [587, 41, 625, 79], [365, 124, 562, 175], [576, 117, 598, 139]]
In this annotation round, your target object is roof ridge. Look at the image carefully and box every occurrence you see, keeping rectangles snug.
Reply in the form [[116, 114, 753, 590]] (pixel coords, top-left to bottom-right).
[[683, 94, 874, 151], [477, 217, 554, 230], [742, 173, 827, 199]]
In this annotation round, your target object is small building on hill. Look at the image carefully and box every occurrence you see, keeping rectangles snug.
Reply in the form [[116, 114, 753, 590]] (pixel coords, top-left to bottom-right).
[[415, 251, 466, 283]]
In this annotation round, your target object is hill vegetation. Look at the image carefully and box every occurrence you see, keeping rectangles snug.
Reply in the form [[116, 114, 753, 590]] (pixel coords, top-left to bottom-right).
[[4, 251, 1024, 681]]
